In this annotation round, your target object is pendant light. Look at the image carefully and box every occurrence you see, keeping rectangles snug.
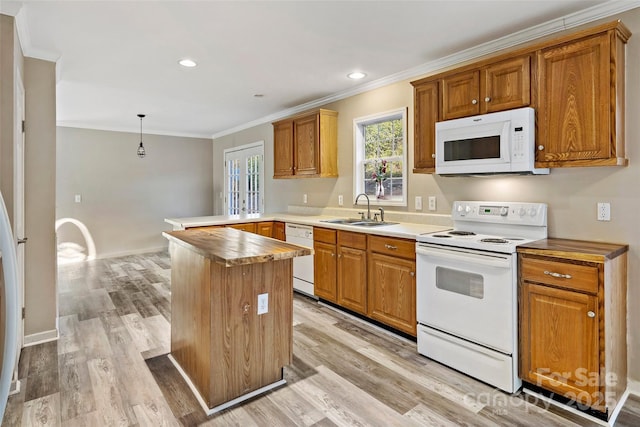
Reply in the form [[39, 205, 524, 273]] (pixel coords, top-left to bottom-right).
[[137, 114, 146, 158]]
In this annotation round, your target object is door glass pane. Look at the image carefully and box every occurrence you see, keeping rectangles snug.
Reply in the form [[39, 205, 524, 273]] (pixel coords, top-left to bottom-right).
[[435, 267, 484, 299]]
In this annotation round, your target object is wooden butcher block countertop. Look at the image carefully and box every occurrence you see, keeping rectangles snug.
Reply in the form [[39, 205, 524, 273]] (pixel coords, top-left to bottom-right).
[[163, 227, 312, 267], [517, 238, 628, 262]]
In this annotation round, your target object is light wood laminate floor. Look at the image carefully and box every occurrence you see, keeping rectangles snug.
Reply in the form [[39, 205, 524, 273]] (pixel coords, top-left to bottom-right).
[[3, 250, 640, 426]]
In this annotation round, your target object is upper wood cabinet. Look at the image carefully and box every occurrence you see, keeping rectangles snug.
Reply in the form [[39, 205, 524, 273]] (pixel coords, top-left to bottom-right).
[[536, 27, 630, 167], [273, 109, 338, 178], [441, 55, 531, 120], [411, 20, 631, 173], [413, 81, 439, 172]]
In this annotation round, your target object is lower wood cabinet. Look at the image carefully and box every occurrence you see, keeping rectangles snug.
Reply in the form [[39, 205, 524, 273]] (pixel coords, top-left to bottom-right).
[[255, 221, 273, 237], [189, 221, 285, 241], [367, 235, 416, 336], [227, 222, 257, 233], [272, 222, 285, 241], [313, 227, 417, 336], [313, 228, 337, 302], [337, 231, 367, 315], [518, 239, 628, 417]]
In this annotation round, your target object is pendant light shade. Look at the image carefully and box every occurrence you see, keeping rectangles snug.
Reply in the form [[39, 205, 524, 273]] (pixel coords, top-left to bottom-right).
[[137, 114, 146, 158]]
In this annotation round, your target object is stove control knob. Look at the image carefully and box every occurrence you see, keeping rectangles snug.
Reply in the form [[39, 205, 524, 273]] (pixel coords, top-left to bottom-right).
[[518, 207, 526, 216], [528, 207, 538, 217], [464, 205, 472, 215], [500, 206, 508, 216]]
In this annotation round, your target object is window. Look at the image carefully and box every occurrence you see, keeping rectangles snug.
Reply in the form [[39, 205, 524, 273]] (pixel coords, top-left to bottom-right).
[[353, 108, 407, 206], [224, 141, 264, 215]]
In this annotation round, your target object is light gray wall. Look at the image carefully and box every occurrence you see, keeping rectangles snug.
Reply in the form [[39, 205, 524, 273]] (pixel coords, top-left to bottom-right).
[[24, 57, 57, 336], [56, 127, 213, 258], [213, 9, 640, 383]]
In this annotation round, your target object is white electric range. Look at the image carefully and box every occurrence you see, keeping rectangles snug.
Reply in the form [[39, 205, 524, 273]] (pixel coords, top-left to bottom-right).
[[415, 201, 547, 393]]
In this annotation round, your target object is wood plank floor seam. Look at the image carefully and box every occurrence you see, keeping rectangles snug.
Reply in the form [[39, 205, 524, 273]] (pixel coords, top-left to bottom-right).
[[2, 250, 639, 426]]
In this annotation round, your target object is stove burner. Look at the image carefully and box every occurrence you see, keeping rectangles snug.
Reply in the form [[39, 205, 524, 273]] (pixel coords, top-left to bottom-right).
[[448, 231, 476, 236], [432, 234, 452, 238], [480, 238, 509, 244]]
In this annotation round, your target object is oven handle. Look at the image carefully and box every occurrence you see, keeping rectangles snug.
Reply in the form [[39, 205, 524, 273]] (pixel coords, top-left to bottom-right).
[[416, 244, 512, 269]]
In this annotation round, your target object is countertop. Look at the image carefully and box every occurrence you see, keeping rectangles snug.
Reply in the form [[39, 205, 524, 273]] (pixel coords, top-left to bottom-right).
[[165, 211, 452, 240], [517, 238, 629, 262], [163, 227, 313, 267]]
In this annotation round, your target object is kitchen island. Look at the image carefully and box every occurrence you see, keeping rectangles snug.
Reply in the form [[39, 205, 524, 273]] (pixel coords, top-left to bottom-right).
[[163, 227, 312, 415]]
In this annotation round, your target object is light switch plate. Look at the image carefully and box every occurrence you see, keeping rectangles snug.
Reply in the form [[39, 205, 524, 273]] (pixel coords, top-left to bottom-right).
[[74, 194, 82, 203], [338, 195, 344, 206], [597, 202, 610, 221], [257, 293, 268, 315], [428, 196, 436, 211], [303, 194, 308, 204], [415, 196, 422, 211]]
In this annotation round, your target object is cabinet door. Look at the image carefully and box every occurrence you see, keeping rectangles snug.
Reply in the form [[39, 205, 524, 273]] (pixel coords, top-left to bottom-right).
[[483, 55, 531, 113], [337, 246, 367, 314], [313, 241, 337, 302], [413, 81, 438, 172], [368, 253, 416, 336], [537, 33, 611, 164], [272, 222, 285, 241], [520, 282, 600, 405], [256, 221, 273, 237], [273, 120, 294, 177], [442, 70, 480, 120], [294, 113, 319, 176]]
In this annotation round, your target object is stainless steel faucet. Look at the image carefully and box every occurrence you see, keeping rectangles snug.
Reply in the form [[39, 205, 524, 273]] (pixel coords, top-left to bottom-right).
[[354, 193, 371, 220]]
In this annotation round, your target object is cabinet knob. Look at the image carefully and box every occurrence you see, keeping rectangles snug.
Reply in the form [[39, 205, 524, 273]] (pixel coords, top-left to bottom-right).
[[587, 311, 596, 318], [484, 97, 491, 102], [471, 99, 478, 105], [538, 145, 545, 151], [338, 254, 342, 258], [410, 272, 415, 277], [331, 253, 335, 257], [431, 153, 436, 159]]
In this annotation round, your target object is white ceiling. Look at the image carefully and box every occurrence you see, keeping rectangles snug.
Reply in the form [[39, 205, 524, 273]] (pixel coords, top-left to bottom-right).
[[2, 1, 636, 139]]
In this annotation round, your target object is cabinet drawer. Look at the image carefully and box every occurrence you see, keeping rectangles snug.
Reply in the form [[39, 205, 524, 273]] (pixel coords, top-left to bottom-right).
[[314, 227, 336, 244], [368, 235, 415, 260], [520, 256, 599, 294], [338, 230, 367, 250]]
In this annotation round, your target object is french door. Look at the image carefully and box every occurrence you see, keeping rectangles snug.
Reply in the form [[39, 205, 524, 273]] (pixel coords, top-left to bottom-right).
[[224, 142, 264, 215]]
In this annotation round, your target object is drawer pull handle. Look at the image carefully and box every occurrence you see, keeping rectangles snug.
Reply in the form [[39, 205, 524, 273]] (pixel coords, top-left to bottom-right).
[[544, 271, 572, 279], [587, 311, 596, 318], [384, 244, 398, 250]]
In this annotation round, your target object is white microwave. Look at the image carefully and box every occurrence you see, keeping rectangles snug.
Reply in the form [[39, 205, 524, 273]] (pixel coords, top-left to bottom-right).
[[435, 107, 549, 176]]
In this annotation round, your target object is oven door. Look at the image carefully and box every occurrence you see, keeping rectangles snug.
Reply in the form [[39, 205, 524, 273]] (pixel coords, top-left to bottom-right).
[[416, 243, 516, 354]]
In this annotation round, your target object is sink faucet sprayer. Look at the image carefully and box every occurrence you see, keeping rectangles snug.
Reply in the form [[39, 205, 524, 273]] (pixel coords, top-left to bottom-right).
[[354, 193, 371, 220]]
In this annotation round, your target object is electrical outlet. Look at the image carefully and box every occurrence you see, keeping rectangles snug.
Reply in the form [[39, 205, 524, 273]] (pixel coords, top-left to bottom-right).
[[74, 194, 82, 203], [303, 194, 308, 204], [257, 293, 268, 315], [415, 196, 423, 210], [428, 196, 437, 211], [338, 195, 344, 206], [597, 202, 611, 221]]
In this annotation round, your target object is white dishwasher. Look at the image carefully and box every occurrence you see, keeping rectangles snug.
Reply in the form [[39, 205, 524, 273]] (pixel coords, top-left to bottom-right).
[[285, 223, 315, 298]]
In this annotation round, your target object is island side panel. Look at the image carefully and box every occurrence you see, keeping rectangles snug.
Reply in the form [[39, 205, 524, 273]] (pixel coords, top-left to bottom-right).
[[209, 258, 293, 407], [169, 242, 212, 404]]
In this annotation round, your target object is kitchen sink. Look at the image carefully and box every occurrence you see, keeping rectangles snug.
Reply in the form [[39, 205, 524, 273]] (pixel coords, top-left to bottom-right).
[[321, 218, 363, 224], [351, 221, 398, 227], [321, 218, 398, 227]]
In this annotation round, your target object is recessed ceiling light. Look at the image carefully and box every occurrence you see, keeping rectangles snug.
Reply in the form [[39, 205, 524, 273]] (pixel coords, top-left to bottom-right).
[[178, 59, 197, 68], [347, 71, 366, 80]]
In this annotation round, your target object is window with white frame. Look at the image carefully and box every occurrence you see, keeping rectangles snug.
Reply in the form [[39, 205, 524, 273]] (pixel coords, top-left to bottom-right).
[[224, 141, 264, 215], [353, 108, 407, 206]]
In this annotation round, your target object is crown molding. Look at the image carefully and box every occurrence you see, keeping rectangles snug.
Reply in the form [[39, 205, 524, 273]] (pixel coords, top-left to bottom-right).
[[57, 122, 213, 140], [212, 0, 640, 140]]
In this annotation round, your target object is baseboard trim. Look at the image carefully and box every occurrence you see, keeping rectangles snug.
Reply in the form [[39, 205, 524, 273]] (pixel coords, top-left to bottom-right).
[[627, 379, 640, 395], [167, 354, 286, 416], [95, 246, 168, 260], [23, 329, 59, 346]]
